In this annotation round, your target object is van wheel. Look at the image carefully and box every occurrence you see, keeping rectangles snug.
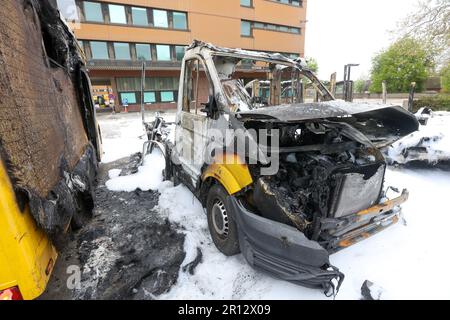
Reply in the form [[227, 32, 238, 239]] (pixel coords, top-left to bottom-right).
[[206, 184, 240, 256]]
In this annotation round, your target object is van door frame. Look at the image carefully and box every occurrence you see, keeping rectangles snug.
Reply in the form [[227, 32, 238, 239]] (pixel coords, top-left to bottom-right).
[[175, 54, 217, 185]]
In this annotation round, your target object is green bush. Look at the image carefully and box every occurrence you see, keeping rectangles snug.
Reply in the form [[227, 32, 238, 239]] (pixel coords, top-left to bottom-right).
[[441, 64, 450, 93], [370, 38, 432, 93], [306, 57, 319, 74], [413, 94, 450, 112], [354, 79, 366, 94]]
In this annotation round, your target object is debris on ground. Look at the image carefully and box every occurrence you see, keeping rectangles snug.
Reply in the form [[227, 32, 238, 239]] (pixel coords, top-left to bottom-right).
[[182, 248, 203, 275], [361, 280, 385, 300], [41, 155, 185, 300]]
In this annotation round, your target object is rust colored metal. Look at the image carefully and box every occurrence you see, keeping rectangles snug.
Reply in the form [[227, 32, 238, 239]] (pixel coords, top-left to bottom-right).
[[356, 190, 409, 218], [0, 0, 87, 197], [338, 215, 400, 249], [0, 0, 99, 242]]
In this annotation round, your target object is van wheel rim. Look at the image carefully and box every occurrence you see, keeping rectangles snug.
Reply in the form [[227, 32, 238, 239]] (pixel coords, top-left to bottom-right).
[[212, 199, 229, 237]]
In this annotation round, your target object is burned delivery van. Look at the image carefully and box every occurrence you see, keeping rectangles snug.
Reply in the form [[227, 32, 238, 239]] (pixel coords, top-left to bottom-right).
[[149, 41, 419, 295]]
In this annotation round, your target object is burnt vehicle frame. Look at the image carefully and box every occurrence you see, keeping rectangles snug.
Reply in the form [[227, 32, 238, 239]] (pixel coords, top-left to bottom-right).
[[148, 41, 419, 295]]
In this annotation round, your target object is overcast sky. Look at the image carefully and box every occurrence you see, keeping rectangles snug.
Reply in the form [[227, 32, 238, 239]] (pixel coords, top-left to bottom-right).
[[305, 0, 419, 80]]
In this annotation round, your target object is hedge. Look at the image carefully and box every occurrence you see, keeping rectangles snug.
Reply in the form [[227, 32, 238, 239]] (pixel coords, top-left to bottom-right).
[[413, 95, 450, 112]]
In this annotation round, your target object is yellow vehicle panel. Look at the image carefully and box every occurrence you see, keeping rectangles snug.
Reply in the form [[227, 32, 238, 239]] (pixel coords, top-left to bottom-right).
[[202, 153, 253, 195], [0, 161, 57, 300]]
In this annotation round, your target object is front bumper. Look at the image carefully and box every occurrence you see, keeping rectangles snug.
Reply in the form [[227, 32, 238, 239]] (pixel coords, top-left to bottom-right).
[[320, 189, 409, 252], [227, 197, 344, 296], [227, 189, 408, 295]]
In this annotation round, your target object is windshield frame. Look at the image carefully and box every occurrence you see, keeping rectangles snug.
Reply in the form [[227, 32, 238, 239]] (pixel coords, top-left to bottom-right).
[[210, 52, 335, 112]]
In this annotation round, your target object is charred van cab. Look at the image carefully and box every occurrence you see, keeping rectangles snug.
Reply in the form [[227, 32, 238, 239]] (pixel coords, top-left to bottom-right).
[[154, 41, 419, 295]]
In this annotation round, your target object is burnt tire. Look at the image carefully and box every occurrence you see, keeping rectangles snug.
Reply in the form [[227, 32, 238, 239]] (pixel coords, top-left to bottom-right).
[[162, 143, 173, 181], [206, 184, 240, 256]]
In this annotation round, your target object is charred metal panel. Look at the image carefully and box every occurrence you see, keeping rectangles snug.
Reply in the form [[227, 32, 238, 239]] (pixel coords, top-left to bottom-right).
[[238, 102, 419, 147], [329, 164, 385, 218], [0, 0, 97, 242], [254, 177, 311, 231]]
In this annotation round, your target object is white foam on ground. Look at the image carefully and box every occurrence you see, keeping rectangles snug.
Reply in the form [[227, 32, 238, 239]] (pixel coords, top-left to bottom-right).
[[155, 168, 450, 300], [105, 150, 165, 192], [108, 169, 122, 179], [386, 112, 450, 164]]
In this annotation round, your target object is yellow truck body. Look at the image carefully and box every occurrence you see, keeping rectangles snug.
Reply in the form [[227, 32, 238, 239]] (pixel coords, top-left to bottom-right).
[[0, 161, 57, 300]]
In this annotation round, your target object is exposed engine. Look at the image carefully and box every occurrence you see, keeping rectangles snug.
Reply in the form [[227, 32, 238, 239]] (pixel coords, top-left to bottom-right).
[[250, 122, 386, 241]]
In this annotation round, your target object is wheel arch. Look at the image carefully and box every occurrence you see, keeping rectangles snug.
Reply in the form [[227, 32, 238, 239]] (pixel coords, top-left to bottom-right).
[[200, 154, 253, 198]]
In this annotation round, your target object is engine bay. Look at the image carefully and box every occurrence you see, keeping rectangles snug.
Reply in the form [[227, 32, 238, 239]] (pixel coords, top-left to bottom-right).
[[245, 121, 386, 243]]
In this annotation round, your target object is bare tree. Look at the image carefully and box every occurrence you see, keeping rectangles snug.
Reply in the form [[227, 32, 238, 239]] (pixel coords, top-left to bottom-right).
[[397, 0, 450, 69]]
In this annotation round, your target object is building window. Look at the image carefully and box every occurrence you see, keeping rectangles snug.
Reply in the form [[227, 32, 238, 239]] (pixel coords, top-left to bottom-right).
[[175, 46, 185, 61], [153, 9, 168, 28], [172, 12, 187, 30], [144, 92, 156, 103], [131, 7, 148, 26], [155, 77, 178, 90], [117, 78, 141, 91], [108, 4, 127, 24], [120, 92, 137, 104], [241, 21, 252, 36], [270, 0, 303, 6], [113, 43, 131, 60], [244, 20, 301, 35], [253, 22, 264, 29], [84, 41, 188, 62], [117, 77, 179, 104], [83, 1, 103, 22], [90, 41, 109, 59], [161, 91, 174, 102], [81, 2, 188, 30], [136, 44, 151, 61], [156, 45, 171, 61], [240, 0, 252, 7]]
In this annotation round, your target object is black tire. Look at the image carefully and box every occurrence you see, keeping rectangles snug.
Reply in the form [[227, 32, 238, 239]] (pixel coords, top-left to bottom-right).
[[206, 184, 240, 256]]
